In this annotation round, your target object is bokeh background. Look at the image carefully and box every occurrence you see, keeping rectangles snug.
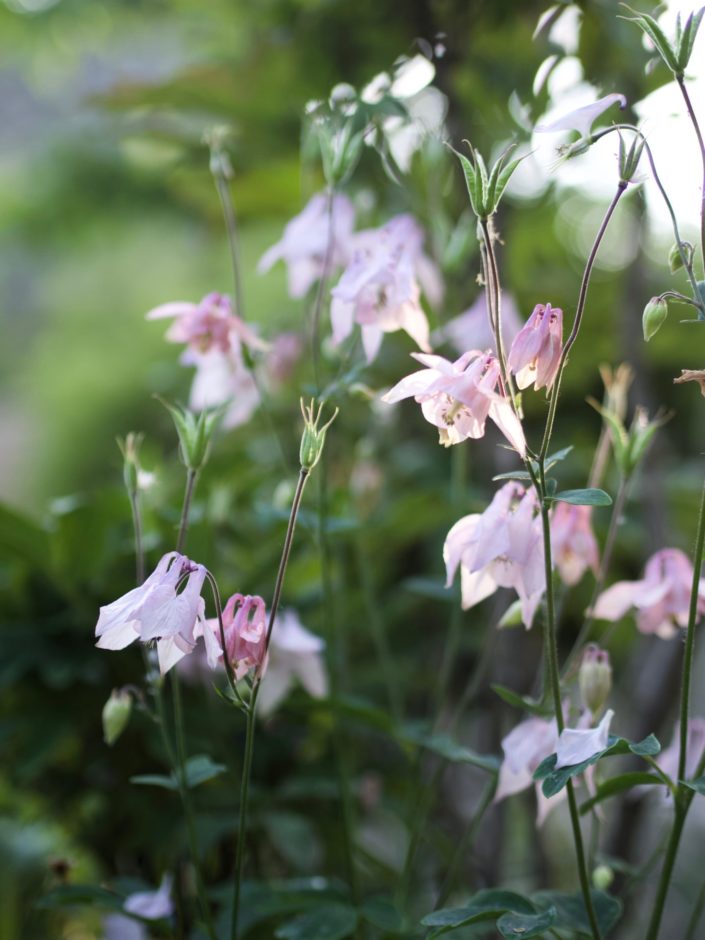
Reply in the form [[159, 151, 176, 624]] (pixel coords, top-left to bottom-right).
[[3, 0, 705, 937]]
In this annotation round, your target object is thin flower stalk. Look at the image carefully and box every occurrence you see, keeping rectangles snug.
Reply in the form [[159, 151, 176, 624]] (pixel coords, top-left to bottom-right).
[[644, 479, 705, 940], [676, 77, 705, 271], [311, 185, 336, 392]]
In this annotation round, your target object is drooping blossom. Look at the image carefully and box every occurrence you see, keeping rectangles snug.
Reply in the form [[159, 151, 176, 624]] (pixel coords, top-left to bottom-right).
[[95, 554, 207, 674], [495, 715, 562, 825], [257, 192, 356, 298], [331, 213, 443, 362], [257, 609, 328, 717], [437, 292, 522, 358], [123, 874, 174, 920], [657, 719, 705, 786], [146, 292, 266, 430], [198, 593, 268, 680], [554, 708, 614, 769], [550, 503, 599, 586], [536, 92, 627, 138], [381, 351, 526, 454], [508, 303, 563, 391], [592, 548, 705, 638], [443, 482, 545, 628], [578, 644, 612, 718]]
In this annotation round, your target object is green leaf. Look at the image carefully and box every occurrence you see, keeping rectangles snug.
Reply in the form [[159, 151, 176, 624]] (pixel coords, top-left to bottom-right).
[[275, 902, 358, 940], [183, 754, 227, 787], [422, 890, 536, 932], [360, 896, 404, 932], [129, 773, 178, 791], [579, 772, 664, 814], [491, 684, 551, 716], [402, 726, 500, 773], [489, 154, 525, 212], [621, 8, 681, 72], [492, 471, 533, 482], [683, 776, 705, 795], [534, 734, 661, 797], [532, 889, 622, 936], [545, 445, 574, 470], [546, 488, 612, 506], [129, 754, 226, 791], [497, 907, 556, 938], [452, 148, 482, 218], [678, 7, 705, 70]]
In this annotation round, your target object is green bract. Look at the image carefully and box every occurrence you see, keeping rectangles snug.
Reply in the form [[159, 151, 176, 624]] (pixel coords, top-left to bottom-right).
[[450, 141, 525, 221]]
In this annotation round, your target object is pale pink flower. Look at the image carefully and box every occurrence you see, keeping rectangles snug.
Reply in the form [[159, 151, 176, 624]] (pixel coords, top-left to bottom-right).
[[551, 503, 599, 586], [555, 709, 614, 769], [265, 331, 303, 385], [258, 192, 356, 298], [257, 609, 328, 716], [536, 93, 627, 138], [438, 292, 523, 357], [657, 719, 705, 784], [508, 303, 563, 391], [95, 554, 207, 674], [495, 715, 563, 825], [199, 593, 268, 680], [186, 346, 260, 430], [123, 875, 173, 920], [381, 351, 526, 454], [146, 292, 266, 356], [443, 482, 545, 628], [331, 213, 442, 362], [592, 548, 705, 639]]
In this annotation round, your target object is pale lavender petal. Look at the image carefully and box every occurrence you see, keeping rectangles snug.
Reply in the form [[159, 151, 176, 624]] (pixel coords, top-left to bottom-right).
[[592, 580, 642, 621], [554, 709, 614, 769], [124, 875, 173, 920], [536, 93, 627, 138], [460, 566, 498, 610], [381, 368, 436, 404], [145, 302, 197, 321]]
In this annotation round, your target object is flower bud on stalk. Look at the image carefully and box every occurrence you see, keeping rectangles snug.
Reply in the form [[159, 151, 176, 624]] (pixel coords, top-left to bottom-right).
[[642, 296, 668, 341], [102, 688, 133, 745], [299, 398, 339, 472], [118, 432, 143, 498], [579, 644, 612, 718]]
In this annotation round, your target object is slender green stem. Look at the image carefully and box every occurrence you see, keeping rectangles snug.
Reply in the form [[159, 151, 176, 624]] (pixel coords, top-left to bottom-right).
[[176, 469, 198, 556], [480, 218, 516, 405], [676, 77, 705, 272], [538, 484, 602, 940], [643, 477, 705, 940], [435, 777, 497, 907], [213, 171, 245, 320], [230, 464, 313, 939], [311, 185, 336, 394], [128, 489, 145, 585], [539, 183, 627, 462]]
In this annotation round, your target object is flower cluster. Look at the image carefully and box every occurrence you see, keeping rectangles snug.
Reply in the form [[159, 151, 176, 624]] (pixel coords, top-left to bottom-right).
[[331, 213, 443, 362], [382, 351, 526, 453], [593, 547, 705, 638]]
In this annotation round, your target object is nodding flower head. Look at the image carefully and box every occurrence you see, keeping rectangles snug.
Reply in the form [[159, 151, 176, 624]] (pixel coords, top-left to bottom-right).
[[220, 593, 269, 680], [508, 303, 563, 391]]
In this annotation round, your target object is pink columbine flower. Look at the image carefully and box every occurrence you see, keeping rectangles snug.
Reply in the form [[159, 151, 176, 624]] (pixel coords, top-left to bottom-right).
[[258, 192, 356, 299], [536, 92, 627, 139], [443, 482, 545, 628], [495, 715, 562, 825], [146, 292, 266, 357], [550, 503, 599, 586], [592, 548, 705, 639], [330, 213, 443, 362], [381, 351, 526, 454], [123, 874, 174, 920], [507, 303, 563, 391], [257, 609, 328, 716], [554, 708, 614, 769], [199, 593, 268, 680], [95, 554, 207, 674]]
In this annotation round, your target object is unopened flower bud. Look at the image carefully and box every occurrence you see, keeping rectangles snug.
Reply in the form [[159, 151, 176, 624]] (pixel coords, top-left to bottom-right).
[[592, 864, 614, 891], [157, 397, 224, 472], [299, 398, 339, 472], [668, 241, 691, 274], [117, 432, 143, 497], [579, 644, 612, 718], [102, 688, 132, 746], [642, 297, 668, 342]]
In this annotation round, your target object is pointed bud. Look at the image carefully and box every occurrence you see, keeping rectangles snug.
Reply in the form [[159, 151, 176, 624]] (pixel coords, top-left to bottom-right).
[[299, 398, 339, 472], [102, 688, 132, 746], [617, 130, 645, 184], [642, 296, 668, 341], [117, 432, 143, 498], [668, 241, 692, 274], [156, 397, 224, 472], [579, 644, 612, 718]]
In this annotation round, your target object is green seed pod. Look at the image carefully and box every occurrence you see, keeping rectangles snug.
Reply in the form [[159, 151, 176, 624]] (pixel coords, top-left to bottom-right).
[[642, 296, 668, 342]]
